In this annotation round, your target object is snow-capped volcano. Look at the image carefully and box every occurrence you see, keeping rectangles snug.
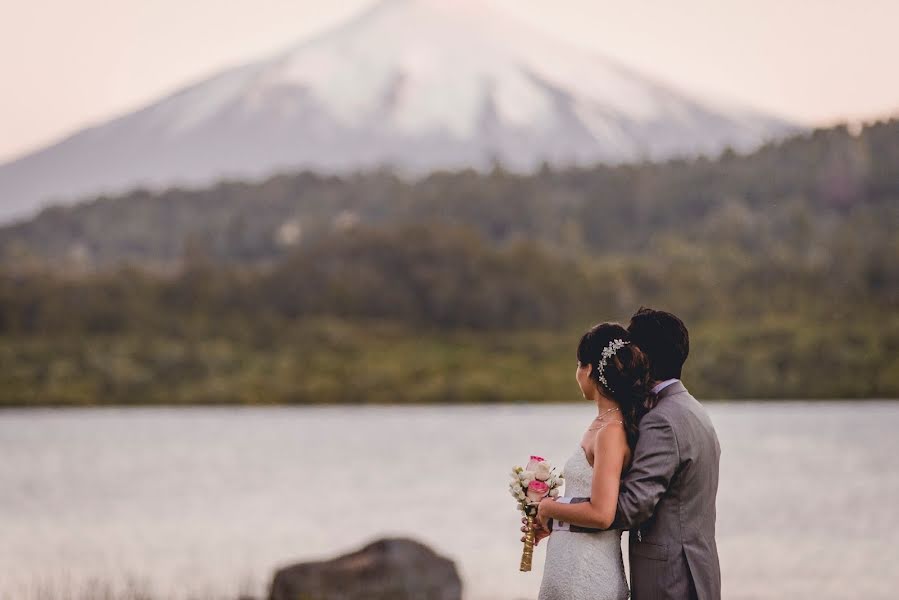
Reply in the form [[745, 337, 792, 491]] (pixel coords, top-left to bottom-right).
[[0, 0, 795, 222]]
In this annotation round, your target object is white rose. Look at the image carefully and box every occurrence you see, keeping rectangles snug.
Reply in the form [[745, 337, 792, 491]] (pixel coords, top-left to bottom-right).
[[534, 462, 552, 482], [549, 487, 560, 497], [519, 470, 535, 485]]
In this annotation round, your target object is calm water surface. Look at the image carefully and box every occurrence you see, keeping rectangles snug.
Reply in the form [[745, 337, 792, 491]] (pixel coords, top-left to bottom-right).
[[1, 402, 897, 599]]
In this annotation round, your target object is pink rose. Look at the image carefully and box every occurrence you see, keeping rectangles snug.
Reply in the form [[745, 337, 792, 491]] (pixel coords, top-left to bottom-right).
[[526, 479, 549, 503], [526, 455, 545, 471]]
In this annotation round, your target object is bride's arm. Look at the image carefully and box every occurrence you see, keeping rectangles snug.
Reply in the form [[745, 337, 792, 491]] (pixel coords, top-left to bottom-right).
[[537, 424, 627, 530], [559, 411, 679, 531]]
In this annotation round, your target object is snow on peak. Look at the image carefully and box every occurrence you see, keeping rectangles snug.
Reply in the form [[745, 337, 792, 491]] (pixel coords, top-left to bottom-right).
[[252, 0, 671, 137]]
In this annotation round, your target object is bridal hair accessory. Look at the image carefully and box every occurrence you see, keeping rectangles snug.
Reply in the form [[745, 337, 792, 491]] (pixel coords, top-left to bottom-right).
[[509, 456, 564, 572], [597, 339, 630, 392]]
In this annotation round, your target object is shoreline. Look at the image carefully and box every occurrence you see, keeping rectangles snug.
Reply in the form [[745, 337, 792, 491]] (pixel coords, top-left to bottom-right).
[[1, 397, 898, 410]]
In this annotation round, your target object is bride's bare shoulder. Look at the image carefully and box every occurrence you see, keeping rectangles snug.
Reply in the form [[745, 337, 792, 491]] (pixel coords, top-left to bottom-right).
[[591, 421, 629, 469]]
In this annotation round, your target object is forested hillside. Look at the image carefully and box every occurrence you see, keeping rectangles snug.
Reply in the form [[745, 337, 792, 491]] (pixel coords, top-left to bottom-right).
[[1, 120, 896, 405], [3, 119, 897, 268]]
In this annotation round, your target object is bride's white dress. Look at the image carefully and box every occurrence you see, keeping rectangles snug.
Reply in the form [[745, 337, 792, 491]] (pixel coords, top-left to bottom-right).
[[538, 446, 629, 600]]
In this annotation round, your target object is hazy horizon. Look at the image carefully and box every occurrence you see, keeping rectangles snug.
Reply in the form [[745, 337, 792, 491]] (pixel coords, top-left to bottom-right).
[[1, 0, 898, 163]]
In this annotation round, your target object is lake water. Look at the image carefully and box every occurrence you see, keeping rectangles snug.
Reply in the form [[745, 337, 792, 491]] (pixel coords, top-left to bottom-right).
[[1, 402, 897, 600]]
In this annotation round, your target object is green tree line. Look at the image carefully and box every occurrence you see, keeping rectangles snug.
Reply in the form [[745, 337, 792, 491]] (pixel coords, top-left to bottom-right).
[[1, 221, 896, 405]]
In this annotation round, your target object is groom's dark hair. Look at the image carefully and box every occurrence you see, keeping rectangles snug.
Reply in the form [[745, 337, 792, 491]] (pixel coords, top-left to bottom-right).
[[627, 307, 689, 381]]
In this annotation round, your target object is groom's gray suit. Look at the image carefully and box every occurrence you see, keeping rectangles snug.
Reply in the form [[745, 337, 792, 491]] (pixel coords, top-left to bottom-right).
[[569, 381, 721, 600]]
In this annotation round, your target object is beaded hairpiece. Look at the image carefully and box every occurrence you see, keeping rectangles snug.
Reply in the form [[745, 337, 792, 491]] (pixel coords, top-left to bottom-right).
[[597, 339, 629, 392]]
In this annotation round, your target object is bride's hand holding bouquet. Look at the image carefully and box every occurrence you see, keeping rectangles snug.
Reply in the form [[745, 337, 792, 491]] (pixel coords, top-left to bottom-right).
[[508, 455, 563, 572], [536, 495, 556, 531]]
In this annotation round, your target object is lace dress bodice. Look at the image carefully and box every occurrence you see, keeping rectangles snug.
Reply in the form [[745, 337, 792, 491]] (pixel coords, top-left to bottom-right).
[[537, 445, 629, 600]]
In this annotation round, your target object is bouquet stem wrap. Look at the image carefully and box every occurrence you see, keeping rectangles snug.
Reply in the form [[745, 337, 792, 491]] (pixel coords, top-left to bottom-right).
[[509, 456, 562, 574], [519, 514, 536, 572]]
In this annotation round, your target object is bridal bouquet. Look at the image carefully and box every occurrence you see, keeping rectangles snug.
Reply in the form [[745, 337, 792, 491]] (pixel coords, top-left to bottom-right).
[[509, 455, 563, 572]]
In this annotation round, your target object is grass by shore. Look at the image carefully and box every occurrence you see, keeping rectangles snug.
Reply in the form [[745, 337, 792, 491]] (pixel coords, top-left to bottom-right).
[[2, 314, 896, 407]]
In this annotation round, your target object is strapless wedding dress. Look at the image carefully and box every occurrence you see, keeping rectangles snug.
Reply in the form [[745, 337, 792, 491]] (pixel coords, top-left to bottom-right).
[[537, 446, 629, 600]]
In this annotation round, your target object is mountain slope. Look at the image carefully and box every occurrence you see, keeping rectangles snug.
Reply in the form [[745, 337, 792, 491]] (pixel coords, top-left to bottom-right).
[[0, 0, 796, 222]]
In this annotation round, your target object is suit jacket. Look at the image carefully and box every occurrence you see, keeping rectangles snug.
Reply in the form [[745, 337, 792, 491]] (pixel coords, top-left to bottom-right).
[[568, 382, 721, 600]]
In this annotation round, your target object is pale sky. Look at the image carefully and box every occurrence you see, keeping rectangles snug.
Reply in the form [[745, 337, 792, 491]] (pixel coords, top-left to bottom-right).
[[1, 0, 898, 163]]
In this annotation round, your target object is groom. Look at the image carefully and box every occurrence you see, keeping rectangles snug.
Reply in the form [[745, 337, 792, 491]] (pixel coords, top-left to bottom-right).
[[529, 308, 721, 600]]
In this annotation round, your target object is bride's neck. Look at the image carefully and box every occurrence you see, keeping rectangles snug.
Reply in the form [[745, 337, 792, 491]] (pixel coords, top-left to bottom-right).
[[592, 392, 620, 415]]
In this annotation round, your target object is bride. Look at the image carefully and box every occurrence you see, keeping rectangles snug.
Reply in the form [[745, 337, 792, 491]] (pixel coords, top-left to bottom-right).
[[528, 322, 653, 600]]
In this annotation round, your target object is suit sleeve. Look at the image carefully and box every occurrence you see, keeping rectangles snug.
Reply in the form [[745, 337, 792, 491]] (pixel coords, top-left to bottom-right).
[[611, 413, 679, 530]]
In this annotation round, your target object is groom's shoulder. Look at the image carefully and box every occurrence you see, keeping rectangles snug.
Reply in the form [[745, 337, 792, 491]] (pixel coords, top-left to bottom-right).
[[646, 385, 703, 424], [665, 387, 718, 437], [640, 402, 677, 428]]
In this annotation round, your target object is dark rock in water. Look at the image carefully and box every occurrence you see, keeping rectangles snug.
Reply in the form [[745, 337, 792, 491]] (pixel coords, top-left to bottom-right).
[[268, 537, 462, 600]]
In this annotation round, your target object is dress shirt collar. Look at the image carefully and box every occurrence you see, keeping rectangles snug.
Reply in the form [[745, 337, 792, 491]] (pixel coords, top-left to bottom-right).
[[652, 378, 679, 394]]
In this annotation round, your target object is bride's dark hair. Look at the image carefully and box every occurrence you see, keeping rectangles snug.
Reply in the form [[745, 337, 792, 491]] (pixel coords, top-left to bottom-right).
[[577, 322, 654, 448]]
